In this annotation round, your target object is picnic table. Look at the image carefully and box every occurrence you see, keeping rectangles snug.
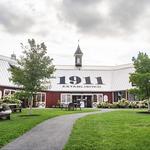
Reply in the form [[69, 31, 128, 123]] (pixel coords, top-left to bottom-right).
[[8, 104, 22, 113], [60, 103, 81, 111]]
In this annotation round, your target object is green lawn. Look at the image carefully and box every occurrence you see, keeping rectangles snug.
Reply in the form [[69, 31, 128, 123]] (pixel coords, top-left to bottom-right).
[[0, 108, 98, 148], [64, 110, 150, 150]]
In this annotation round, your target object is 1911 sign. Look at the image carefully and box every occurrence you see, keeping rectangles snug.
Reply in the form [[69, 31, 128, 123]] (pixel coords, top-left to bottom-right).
[[58, 76, 103, 85]]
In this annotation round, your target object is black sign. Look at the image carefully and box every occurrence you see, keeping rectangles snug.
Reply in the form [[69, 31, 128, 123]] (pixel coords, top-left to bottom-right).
[[58, 76, 103, 85]]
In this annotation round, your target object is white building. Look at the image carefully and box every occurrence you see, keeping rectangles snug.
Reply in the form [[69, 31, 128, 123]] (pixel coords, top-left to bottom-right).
[[0, 45, 135, 107]]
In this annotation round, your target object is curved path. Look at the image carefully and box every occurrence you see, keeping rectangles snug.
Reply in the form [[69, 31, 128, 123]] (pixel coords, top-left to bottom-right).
[[1, 109, 114, 150]]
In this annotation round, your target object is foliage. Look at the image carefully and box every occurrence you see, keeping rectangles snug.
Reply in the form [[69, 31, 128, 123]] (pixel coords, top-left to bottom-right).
[[0, 99, 3, 105], [14, 91, 30, 101], [117, 98, 129, 108], [97, 102, 110, 108], [9, 39, 55, 99], [128, 88, 145, 100], [2, 94, 21, 104], [1, 103, 11, 111], [129, 52, 150, 100], [128, 101, 138, 108], [97, 99, 148, 109]]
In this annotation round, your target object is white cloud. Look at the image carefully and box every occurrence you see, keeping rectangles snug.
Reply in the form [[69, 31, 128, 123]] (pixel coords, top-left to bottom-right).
[[0, 0, 150, 66]]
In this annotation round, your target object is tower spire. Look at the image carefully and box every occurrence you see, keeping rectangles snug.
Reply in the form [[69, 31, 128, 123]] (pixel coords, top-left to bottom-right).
[[74, 42, 83, 67]]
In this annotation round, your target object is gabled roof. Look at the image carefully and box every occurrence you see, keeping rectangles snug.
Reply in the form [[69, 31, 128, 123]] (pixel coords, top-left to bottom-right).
[[0, 54, 134, 91], [74, 44, 83, 55]]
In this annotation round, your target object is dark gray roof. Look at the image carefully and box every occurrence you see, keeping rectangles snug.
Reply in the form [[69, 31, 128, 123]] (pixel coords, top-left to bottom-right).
[[74, 44, 83, 55]]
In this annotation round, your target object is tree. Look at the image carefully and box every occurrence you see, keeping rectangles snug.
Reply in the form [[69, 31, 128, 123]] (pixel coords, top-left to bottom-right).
[[9, 39, 55, 114], [129, 52, 150, 111], [128, 88, 145, 100]]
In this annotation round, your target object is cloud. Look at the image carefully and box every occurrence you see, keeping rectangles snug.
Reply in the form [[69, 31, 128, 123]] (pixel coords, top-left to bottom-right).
[[0, 1, 35, 34], [58, 0, 150, 37]]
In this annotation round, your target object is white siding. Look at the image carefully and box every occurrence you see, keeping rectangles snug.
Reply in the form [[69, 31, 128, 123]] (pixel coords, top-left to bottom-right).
[[0, 55, 135, 91]]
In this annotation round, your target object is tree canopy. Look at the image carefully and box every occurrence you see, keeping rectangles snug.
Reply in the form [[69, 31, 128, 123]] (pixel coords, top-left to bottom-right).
[[9, 39, 55, 97], [129, 52, 150, 100]]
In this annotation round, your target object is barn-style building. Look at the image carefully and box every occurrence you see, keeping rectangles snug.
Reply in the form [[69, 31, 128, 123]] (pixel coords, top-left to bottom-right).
[[0, 45, 135, 108]]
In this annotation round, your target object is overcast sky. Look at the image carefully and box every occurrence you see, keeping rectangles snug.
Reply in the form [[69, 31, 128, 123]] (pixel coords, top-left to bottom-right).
[[0, 0, 150, 66]]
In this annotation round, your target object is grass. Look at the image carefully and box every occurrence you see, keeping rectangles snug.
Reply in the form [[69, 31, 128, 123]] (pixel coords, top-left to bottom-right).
[[0, 108, 98, 148], [64, 110, 150, 150]]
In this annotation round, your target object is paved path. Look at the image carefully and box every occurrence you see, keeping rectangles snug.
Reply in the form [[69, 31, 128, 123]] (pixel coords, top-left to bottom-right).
[[1, 109, 114, 150]]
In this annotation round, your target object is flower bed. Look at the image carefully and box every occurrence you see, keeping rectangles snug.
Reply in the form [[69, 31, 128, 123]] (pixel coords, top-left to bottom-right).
[[97, 99, 148, 108]]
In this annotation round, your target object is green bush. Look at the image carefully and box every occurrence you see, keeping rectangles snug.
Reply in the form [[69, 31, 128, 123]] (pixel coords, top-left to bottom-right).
[[2, 94, 21, 104], [1, 103, 10, 111], [97, 102, 110, 108], [97, 99, 148, 109], [110, 102, 119, 108], [117, 99, 129, 108], [128, 101, 138, 108]]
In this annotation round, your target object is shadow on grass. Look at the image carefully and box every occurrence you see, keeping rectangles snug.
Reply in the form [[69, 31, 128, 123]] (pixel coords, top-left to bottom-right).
[[137, 111, 150, 114], [19, 114, 41, 117]]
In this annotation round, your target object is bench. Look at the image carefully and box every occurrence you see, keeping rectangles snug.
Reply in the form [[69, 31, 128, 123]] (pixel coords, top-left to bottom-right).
[[60, 103, 81, 111], [9, 105, 22, 113]]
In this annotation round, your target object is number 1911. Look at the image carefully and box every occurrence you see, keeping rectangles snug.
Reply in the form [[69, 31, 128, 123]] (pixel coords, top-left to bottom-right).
[[58, 76, 103, 85]]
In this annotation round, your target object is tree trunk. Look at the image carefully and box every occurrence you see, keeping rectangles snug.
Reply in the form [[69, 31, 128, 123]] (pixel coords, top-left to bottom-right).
[[148, 97, 150, 112], [28, 96, 33, 115]]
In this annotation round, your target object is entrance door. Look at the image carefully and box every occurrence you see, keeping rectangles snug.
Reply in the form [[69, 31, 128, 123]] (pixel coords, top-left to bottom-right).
[[72, 95, 81, 103], [83, 95, 92, 107]]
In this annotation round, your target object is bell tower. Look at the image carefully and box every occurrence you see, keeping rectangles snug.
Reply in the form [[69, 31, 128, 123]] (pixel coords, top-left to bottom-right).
[[74, 44, 83, 67]]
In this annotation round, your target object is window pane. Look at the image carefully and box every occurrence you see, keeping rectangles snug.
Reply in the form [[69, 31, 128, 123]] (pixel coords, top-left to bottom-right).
[[42, 94, 45, 102], [4, 90, 11, 96], [37, 94, 41, 101]]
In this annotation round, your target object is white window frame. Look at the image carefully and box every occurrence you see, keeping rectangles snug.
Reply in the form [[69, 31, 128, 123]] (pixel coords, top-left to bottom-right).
[[35, 92, 46, 102], [97, 94, 103, 103], [61, 94, 72, 104]]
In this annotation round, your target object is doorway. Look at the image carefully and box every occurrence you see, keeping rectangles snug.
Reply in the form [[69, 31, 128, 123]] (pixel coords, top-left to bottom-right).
[[83, 95, 92, 107], [72, 95, 92, 108]]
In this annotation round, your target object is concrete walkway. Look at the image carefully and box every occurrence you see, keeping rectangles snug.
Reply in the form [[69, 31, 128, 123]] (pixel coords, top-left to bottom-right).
[[1, 109, 114, 150]]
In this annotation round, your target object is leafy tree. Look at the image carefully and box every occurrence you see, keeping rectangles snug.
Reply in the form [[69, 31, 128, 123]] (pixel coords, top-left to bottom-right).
[[9, 39, 55, 113], [129, 52, 150, 111], [128, 88, 145, 100]]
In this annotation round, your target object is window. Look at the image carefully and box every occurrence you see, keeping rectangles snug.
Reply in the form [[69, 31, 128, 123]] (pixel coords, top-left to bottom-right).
[[36, 93, 41, 101], [67, 95, 71, 103], [61, 95, 66, 103], [4, 89, 16, 96], [42, 94, 46, 102], [93, 95, 97, 102], [61, 94, 72, 104], [97, 94, 103, 103], [77, 57, 80, 64], [35, 93, 46, 102]]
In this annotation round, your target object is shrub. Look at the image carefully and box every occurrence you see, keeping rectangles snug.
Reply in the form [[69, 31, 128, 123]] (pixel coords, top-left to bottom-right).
[[3, 94, 21, 104], [110, 102, 119, 108], [98, 99, 148, 109], [1, 103, 10, 111], [117, 99, 129, 108], [97, 102, 110, 108], [128, 101, 138, 108], [137, 100, 147, 108]]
